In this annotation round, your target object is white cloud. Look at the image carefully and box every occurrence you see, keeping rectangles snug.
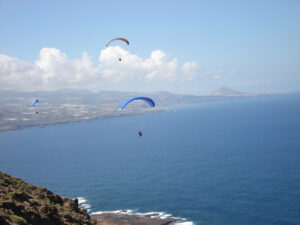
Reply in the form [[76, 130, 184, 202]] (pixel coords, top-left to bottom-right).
[[0, 54, 41, 90], [99, 47, 201, 82], [0, 47, 201, 91]]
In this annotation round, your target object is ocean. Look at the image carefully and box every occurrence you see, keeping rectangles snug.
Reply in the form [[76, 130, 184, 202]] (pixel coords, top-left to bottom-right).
[[1, 95, 300, 225]]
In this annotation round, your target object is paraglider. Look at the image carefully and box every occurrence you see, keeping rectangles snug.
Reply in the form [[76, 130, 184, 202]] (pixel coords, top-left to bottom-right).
[[32, 99, 39, 114], [120, 97, 155, 137], [120, 97, 155, 110], [32, 99, 39, 106], [106, 38, 129, 47], [106, 37, 129, 62]]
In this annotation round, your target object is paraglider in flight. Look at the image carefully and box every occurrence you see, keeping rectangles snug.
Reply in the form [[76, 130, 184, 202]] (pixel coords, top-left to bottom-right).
[[106, 38, 129, 62], [106, 38, 129, 47], [32, 99, 39, 106], [120, 97, 155, 137], [32, 99, 39, 114], [120, 97, 155, 110]]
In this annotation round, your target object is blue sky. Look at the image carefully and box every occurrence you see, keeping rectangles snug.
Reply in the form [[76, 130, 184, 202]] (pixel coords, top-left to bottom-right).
[[0, 0, 299, 94]]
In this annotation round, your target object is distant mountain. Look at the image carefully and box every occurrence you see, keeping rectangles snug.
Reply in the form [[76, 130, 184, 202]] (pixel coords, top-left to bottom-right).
[[0, 89, 210, 107], [211, 87, 258, 96]]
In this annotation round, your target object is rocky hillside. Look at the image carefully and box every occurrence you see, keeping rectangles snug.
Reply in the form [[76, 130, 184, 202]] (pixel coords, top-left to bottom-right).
[[0, 172, 183, 225], [0, 171, 97, 225]]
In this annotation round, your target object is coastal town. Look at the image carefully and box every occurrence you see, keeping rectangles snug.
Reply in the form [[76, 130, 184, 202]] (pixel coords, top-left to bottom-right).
[[0, 100, 158, 132], [0, 87, 276, 132]]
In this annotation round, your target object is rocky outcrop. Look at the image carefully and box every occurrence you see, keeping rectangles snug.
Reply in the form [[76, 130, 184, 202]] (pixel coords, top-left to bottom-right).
[[0, 172, 97, 225], [91, 212, 181, 225]]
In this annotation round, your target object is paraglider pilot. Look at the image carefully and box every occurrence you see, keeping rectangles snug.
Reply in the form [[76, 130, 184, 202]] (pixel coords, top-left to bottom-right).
[[120, 97, 155, 138]]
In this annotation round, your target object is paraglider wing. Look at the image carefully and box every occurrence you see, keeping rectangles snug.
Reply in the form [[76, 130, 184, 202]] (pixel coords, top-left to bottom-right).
[[32, 99, 39, 106], [106, 38, 129, 47], [120, 97, 155, 110]]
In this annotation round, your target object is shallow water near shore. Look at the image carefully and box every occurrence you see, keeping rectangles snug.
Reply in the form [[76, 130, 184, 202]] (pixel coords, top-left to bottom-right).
[[1, 95, 300, 225]]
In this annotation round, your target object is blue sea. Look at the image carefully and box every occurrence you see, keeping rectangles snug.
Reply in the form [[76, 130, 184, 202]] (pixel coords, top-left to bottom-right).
[[1, 95, 300, 225]]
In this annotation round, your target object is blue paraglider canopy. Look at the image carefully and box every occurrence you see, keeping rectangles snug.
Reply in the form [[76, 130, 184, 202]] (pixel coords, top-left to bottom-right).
[[120, 97, 155, 110], [32, 99, 39, 106]]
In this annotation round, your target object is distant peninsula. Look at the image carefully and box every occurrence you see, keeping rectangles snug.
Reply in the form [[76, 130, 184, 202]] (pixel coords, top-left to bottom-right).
[[0, 88, 281, 132], [211, 86, 254, 96], [210, 86, 278, 97]]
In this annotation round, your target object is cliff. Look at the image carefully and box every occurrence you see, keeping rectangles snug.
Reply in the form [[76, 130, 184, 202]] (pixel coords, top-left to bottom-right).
[[0, 171, 97, 225]]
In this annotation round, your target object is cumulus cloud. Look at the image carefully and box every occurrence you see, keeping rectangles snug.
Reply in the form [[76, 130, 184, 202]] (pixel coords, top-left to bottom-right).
[[99, 47, 200, 82], [0, 47, 201, 91]]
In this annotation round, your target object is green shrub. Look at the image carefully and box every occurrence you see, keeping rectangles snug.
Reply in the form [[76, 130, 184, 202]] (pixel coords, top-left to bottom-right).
[[8, 192, 16, 199], [12, 215, 28, 225], [45, 197, 51, 205], [55, 203, 62, 210]]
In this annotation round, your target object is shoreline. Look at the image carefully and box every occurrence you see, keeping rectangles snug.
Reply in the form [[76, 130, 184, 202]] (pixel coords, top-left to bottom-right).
[[0, 109, 169, 133], [91, 212, 183, 225], [0, 94, 286, 133], [77, 198, 194, 225], [1, 171, 195, 225]]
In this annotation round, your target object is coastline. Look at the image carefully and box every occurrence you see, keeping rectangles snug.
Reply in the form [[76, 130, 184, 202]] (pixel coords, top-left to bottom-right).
[[0, 92, 285, 133], [91, 212, 182, 225], [0, 109, 169, 133], [0, 171, 194, 225], [77, 197, 194, 225]]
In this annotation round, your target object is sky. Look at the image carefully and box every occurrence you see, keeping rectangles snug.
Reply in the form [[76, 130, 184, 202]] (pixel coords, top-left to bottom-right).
[[0, 0, 299, 95]]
